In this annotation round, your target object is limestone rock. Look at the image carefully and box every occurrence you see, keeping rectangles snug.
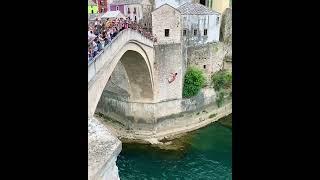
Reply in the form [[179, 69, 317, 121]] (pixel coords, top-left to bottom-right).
[[219, 7, 232, 71], [220, 8, 232, 45], [88, 117, 122, 180]]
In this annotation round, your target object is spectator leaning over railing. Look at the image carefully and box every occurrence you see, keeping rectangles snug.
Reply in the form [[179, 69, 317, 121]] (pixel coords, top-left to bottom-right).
[[88, 17, 157, 63]]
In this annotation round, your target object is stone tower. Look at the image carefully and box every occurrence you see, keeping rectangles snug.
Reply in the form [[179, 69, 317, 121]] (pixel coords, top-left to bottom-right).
[[151, 4, 185, 102]]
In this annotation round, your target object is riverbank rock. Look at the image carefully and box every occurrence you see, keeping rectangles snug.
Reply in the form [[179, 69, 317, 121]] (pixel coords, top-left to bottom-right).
[[146, 138, 161, 144], [218, 114, 232, 128]]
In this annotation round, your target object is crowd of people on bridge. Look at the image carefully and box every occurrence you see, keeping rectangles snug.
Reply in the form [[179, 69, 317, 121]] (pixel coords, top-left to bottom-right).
[[88, 18, 157, 63]]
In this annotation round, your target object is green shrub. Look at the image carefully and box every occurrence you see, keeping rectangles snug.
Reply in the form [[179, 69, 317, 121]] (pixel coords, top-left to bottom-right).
[[211, 70, 232, 91], [183, 67, 206, 98], [216, 91, 225, 107]]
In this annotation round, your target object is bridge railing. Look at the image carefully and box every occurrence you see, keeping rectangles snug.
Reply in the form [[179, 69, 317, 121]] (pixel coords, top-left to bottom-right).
[[88, 30, 124, 66], [88, 28, 153, 66], [88, 28, 154, 83]]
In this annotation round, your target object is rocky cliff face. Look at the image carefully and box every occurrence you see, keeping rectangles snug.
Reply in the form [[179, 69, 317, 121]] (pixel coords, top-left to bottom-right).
[[220, 8, 232, 70], [220, 8, 232, 46]]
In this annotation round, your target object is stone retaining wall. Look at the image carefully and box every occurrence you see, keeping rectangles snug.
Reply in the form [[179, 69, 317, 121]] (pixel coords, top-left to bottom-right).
[[96, 88, 219, 132]]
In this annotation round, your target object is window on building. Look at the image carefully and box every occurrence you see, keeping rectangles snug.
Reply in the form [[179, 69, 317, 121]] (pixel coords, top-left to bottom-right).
[[204, 29, 207, 36], [145, 23, 147, 27], [200, 0, 206, 6], [134, 16, 137, 21], [194, 29, 197, 36], [203, 65, 206, 69], [91, 10, 94, 14], [134, 7, 137, 14], [128, 8, 130, 13], [216, 16, 220, 25], [183, 29, 187, 36], [116, 6, 119, 11], [165, 29, 170, 37]]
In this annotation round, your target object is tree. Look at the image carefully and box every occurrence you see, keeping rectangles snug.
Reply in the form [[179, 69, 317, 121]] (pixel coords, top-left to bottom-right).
[[182, 67, 206, 98], [211, 70, 232, 91]]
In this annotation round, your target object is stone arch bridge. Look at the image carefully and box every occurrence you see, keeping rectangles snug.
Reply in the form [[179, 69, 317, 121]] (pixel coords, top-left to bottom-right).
[[88, 28, 157, 180], [88, 29, 156, 118], [87, 26, 213, 180]]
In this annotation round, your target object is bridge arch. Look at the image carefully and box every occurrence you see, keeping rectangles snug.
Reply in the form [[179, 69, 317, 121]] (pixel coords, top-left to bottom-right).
[[88, 31, 155, 117]]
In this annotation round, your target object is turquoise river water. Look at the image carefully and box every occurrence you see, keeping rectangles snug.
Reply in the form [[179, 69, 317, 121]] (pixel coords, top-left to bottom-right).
[[117, 114, 232, 180]]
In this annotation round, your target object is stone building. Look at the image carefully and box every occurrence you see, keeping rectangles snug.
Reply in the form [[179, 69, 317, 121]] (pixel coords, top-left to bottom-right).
[[154, 0, 193, 9], [153, 0, 228, 11], [152, 3, 220, 45], [152, 4, 182, 44], [152, 3, 223, 81], [152, 4, 184, 101], [178, 3, 221, 46], [140, 0, 153, 31], [193, 0, 231, 14], [110, 0, 153, 30]]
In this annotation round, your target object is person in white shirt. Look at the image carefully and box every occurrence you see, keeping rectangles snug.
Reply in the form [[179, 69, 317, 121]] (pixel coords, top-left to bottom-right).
[[88, 30, 96, 40]]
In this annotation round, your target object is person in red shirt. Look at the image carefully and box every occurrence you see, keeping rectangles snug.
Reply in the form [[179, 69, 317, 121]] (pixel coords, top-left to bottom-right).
[[168, 73, 178, 83]]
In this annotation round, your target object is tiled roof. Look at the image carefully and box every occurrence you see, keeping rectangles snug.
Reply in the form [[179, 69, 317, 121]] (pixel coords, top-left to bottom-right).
[[152, 3, 179, 14], [177, 3, 220, 15], [111, 0, 142, 5]]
